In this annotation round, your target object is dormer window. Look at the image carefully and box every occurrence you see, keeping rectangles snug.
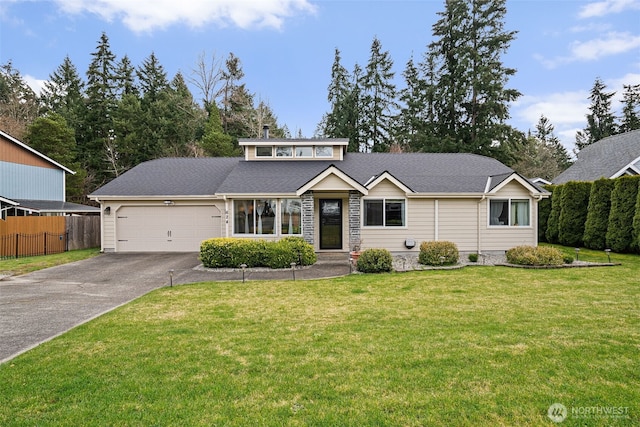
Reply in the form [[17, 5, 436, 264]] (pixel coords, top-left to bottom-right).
[[296, 146, 313, 158], [276, 146, 293, 157], [315, 146, 332, 158], [256, 146, 273, 157]]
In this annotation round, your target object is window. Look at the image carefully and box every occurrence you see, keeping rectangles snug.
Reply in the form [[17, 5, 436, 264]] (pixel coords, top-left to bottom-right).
[[276, 146, 293, 157], [281, 199, 302, 234], [315, 146, 332, 158], [489, 199, 530, 226], [364, 199, 405, 227], [256, 146, 272, 157], [234, 199, 276, 234], [295, 146, 313, 157]]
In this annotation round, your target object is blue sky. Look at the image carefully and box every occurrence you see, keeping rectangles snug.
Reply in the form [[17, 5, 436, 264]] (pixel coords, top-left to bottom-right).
[[1, 0, 639, 153]]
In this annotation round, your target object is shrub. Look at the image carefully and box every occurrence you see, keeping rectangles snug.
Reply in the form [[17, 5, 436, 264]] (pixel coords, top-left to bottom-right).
[[506, 245, 564, 266], [537, 185, 554, 242], [563, 254, 574, 264], [606, 176, 640, 252], [356, 248, 393, 273], [583, 178, 614, 250], [418, 241, 459, 266], [200, 237, 315, 269], [558, 181, 592, 247], [468, 253, 479, 262], [546, 184, 564, 244], [632, 182, 640, 253]]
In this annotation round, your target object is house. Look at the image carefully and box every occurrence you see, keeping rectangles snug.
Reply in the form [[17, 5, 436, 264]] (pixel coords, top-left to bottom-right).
[[554, 129, 640, 184], [89, 130, 547, 254], [0, 130, 99, 219]]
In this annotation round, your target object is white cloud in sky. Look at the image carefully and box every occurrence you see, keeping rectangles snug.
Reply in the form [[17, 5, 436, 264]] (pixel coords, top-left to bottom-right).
[[515, 91, 591, 127], [536, 32, 640, 68], [578, 0, 640, 18], [53, 0, 316, 32]]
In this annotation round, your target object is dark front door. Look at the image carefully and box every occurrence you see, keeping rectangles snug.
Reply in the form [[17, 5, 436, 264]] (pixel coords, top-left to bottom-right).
[[320, 199, 342, 250]]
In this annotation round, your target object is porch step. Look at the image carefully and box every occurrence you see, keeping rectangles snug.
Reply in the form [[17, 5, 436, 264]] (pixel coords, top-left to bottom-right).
[[316, 252, 350, 262]]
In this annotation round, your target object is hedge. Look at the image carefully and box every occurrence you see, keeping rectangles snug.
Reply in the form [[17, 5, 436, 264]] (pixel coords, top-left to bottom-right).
[[506, 245, 564, 266], [606, 176, 640, 252], [200, 237, 316, 269], [583, 178, 614, 250], [545, 184, 564, 244], [537, 184, 554, 242], [558, 181, 592, 247], [632, 181, 640, 252]]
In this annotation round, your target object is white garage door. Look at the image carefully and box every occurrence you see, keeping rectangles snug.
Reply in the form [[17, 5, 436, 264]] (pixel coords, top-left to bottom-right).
[[116, 205, 221, 252]]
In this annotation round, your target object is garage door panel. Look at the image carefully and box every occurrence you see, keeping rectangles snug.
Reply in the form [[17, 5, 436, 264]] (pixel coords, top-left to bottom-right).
[[116, 205, 221, 252]]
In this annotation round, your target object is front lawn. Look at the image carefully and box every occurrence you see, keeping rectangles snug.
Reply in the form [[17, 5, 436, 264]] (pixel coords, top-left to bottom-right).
[[0, 251, 638, 426]]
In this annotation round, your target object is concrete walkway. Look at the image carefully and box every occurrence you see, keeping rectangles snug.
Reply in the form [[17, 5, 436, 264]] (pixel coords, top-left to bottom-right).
[[0, 252, 352, 363]]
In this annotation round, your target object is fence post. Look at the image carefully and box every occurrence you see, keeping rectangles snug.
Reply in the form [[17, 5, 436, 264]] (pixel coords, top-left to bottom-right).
[[15, 233, 18, 259], [44, 232, 47, 256]]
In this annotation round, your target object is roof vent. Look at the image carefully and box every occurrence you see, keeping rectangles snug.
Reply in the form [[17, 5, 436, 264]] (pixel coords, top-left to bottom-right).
[[263, 125, 269, 139]]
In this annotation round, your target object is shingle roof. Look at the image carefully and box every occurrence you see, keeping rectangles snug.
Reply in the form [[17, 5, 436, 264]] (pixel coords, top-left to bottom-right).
[[554, 129, 640, 183], [12, 199, 100, 213], [90, 152, 516, 197]]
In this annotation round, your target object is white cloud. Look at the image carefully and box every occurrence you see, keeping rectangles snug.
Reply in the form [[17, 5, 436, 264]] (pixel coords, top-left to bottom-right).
[[578, 0, 640, 18], [515, 91, 590, 126], [54, 0, 316, 33], [536, 32, 640, 68]]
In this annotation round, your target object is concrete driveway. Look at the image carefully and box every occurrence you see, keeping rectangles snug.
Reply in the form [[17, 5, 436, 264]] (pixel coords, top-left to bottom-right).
[[0, 252, 203, 363]]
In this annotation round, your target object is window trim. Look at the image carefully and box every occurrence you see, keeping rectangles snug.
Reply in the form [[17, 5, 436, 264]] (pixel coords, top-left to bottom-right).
[[255, 146, 273, 158], [315, 146, 333, 158], [488, 198, 531, 228], [295, 146, 313, 158], [275, 146, 293, 157], [232, 198, 303, 236], [362, 198, 407, 228]]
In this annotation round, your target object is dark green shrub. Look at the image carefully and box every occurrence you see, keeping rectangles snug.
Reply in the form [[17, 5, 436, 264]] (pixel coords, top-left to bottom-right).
[[545, 184, 564, 244], [265, 237, 317, 269], [468, 253, 479, 263], [356, 248, 393, 273], [200, 237, 315, 269], [537, 185, 554, 242], [418, 241, 459, 266], [583, 178, 614, 250], [633, 183, 640, 253], [558, 181, 592, 247], [606, 176, 640, 252], [506, 245, 564, 266], [563, 254, 574, 264]]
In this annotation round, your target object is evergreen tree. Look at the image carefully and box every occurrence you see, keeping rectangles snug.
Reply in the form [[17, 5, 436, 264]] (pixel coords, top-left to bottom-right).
[[619, 84, 640, 133], [510, 134, 561, 181], [534, 115, 572, 172], [115, 55, 138, 97], [164, 72, 205, 157], [583, 178, 614, 250], [199, 103, 237, 157], [220, 53, 245, 134], [426, 0, 521, 159], [361, 37, 396, 152], [558, 181, 592, 247], [40, 55, 86, 132], [396, 55, 429, 152], [546, 184, 564, 244], [575, 77, 617, 150], [83, 32, 118, 185], [24, 114, 87, 201], [324, 49, 353, 138], [606, 176, 640, 252]]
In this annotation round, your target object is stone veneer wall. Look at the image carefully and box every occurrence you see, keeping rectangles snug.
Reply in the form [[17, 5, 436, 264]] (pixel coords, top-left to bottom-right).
[[301, 191, 314, 245], [348, 191, 361, 250]]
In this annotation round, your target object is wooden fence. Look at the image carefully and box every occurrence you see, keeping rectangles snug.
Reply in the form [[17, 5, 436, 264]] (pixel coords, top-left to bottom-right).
[[0, 216, 100, 259]]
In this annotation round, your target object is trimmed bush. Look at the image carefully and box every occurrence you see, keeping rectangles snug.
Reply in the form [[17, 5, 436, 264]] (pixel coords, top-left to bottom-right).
[[558, 181, 592, 247], [468, 253, 479, 263], [506, 245, 564, 266], [545, 184, 564, 244], [356, 248, 393, 273], [537, 184, 554, 242], [606, 176, 640, 252], [583, 178, 614, 250], [418, 241, 459, 266], [200, 237, 315, 269]]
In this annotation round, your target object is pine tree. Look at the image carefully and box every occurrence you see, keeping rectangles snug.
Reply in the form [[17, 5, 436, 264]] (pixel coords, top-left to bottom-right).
[[575, 77, 617, 151], [324, 49, 353, 138], [362, 37, 396, 152], [83, 32, 118, 185], [115, 55, 138, 97], [164, 72, 205, 157], [534, 115, 572, 172], [620, 84, 640, 133], [221, 53, 245, 134], [199, 103, 237, 157], [0, 61, 39, 139], [396, 55, 429, 152], [426, 0, 521, 158], [41, 55, 86, 132]]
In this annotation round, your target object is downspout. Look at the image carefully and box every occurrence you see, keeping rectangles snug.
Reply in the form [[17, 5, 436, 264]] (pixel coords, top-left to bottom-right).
[[222, 195, 229, 237], [434, 199, 439, 241], [477, 194, 486, 254]]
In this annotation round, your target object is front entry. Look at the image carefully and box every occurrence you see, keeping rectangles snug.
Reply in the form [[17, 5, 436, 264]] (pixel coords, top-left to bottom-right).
[[319, 199, 342, 250]]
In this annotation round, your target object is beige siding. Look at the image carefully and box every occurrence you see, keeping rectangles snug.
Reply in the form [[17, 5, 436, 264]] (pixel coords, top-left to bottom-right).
[[312, 174, 356, 191], [438, 199, 479, 251]]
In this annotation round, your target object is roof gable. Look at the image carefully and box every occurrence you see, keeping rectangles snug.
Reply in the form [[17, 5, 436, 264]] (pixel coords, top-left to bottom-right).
[[488, 172, 545, 195], [365, 171, 413, 193], [0, 130, 75, 174], [296, 165, 368, 196]]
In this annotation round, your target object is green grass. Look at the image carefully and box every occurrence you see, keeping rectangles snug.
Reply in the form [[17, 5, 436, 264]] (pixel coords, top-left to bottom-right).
[[0, 251, 638, 426], [0, 248, 100, 276]]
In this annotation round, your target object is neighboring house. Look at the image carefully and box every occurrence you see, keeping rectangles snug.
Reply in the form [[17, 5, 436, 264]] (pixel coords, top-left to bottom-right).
[[530, 177, 552, 186], [554, 129, 640, 184], [0, 130, 99, 219], [90, 131, 548, 254]]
